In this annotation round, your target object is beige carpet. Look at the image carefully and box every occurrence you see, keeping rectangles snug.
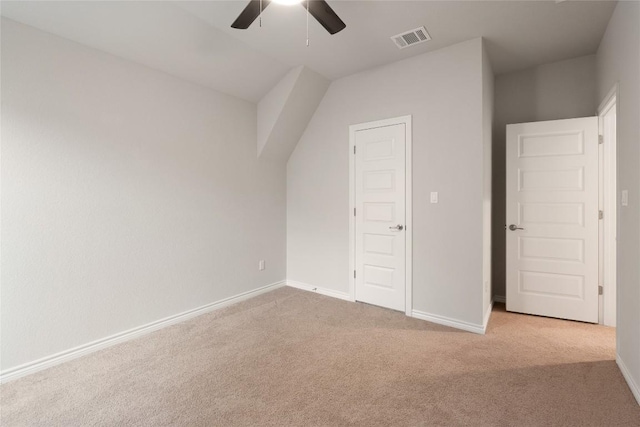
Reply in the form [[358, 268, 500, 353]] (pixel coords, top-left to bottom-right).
[[2, 287, 639, 426]]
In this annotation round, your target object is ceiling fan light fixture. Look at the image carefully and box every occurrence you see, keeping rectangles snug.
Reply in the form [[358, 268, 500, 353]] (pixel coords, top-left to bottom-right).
[[231, 0, 346, 34], [272, 0, 302, 5]]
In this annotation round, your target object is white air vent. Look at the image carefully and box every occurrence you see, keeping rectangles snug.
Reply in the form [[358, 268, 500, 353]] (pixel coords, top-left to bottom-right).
[[391, 26, 431, 50]]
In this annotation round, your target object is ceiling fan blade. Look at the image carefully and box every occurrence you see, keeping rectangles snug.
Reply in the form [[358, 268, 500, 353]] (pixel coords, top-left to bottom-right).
[[231, 0, 272, 29], [304, 0, 346, 35]]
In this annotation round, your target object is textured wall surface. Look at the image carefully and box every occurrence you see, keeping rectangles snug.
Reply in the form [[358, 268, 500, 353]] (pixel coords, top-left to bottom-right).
[[596, 0, 640, 400], [1, 19, 286, 370], [287, 39, 488, 327]]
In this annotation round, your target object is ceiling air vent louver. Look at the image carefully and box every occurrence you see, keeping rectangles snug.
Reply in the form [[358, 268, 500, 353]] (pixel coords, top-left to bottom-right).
[[391, 26, 431, 50]]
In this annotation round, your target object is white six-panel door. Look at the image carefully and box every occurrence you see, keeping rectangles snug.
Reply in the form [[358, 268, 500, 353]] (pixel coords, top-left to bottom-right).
[[506, 117, 599, 323], [354, 123, 406, 312]]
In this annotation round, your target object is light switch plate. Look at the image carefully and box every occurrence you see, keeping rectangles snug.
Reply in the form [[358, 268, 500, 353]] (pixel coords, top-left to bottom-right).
[[622, 190, 629, 207], [259, 260, 265, 271], [430, 192, 438, 204]]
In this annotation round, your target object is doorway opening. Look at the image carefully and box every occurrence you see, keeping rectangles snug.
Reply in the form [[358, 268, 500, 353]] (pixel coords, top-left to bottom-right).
[[504, 86, 618, 327]]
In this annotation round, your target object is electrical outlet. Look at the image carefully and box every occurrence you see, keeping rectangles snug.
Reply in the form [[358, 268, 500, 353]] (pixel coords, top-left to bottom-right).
[[258, 260, 265, 271], [430, 192, 438, 204], [622, 190, 629, 207]]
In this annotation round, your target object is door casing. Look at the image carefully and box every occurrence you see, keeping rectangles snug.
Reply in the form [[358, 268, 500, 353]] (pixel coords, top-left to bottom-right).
[[349, 115, 413, 316], [597, 84, 618, 327]]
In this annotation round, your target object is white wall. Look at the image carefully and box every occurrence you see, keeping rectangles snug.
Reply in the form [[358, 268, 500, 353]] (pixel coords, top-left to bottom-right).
[[258, 66, 329, 162], [492, 55, 597, 298], [596, 1, 640, 401], [482, 42, 494, 319], [257, 67, 300, 156], [0, 19, 286, 371], [287, 38, 488, 327]]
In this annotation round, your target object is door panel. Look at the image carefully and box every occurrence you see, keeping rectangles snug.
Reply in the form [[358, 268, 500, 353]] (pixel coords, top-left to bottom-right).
[[506, 118, 599, 323], [355, 123, 406, 311]]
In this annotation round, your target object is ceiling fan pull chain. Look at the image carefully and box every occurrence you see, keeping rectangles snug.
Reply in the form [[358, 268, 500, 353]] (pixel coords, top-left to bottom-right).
[[306, 0, 309, 46]]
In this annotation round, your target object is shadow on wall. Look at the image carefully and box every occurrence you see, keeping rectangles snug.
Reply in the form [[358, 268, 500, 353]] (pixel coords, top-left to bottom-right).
[[491, 55, 598, 299]]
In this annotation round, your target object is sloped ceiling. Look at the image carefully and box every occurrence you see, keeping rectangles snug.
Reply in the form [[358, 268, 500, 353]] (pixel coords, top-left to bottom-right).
[[0, 1, 289, 102], [258, 66, 330, 162], [2, 1, 618, 103]]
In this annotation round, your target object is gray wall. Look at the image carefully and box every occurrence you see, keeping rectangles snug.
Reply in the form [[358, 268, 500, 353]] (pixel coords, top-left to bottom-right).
[[1, 19, 286, 370], [287, 38, 489, 327], [492, 55, 597, 298], [482, 43, 494, 319], [596, 0, 640, 397]]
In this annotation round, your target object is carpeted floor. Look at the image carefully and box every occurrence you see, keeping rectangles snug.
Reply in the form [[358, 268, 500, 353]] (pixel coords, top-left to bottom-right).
[[2, 287, 639, 426]]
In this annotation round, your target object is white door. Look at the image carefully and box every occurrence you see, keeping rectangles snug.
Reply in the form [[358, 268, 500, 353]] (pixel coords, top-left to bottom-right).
[[506, 117, 599, 323], [354, 123, 406, 311]]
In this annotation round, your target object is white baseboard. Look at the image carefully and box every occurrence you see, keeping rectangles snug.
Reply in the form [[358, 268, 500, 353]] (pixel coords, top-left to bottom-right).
[[493, 295, 506, 304], [411, 310, 486, 335], [483, 301, 493, 333], [287, 281, 487, 335], [286, 280, 353, 302], [0, 280, 286, 384], [617, 354, 640, 406]]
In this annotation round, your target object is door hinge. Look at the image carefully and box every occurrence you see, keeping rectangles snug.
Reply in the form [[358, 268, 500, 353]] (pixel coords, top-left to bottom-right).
[[354, 145, 356, 154], [354, 270, 356, 279], [599, 210, 604, 220], [354, 207, 356, 216], [599, 285, 603, 295], [599, 135, 604, 144]]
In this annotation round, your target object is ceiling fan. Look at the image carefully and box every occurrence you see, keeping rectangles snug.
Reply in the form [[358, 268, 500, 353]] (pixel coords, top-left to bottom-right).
[[231, 0, 346, 35]]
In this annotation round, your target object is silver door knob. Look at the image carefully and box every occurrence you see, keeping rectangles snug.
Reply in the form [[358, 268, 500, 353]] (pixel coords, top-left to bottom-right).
[[389, 224, 404, 231], [508, 224, 524, 231]]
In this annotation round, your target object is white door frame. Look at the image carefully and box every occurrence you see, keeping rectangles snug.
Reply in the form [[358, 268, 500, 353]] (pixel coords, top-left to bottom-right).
[[349, 115, 413, 316], [597, 84, 618, 327]]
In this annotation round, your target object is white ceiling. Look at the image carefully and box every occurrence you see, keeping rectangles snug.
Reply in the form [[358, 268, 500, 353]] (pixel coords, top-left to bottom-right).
[[1, 1, 617, 102]]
